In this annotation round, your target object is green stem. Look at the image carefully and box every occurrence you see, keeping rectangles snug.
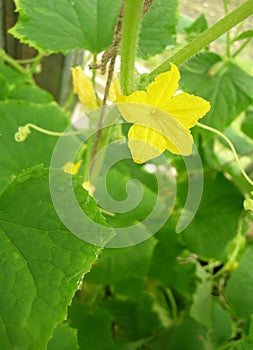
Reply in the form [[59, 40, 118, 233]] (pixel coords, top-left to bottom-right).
[[0, 49, 35, 83], [197, 122, 253, 187], [223, 0, 231, 58], [164, 288, 178, 321], [30, 52, 45, 74], [91, 54, 97, 88], [83, 137, 93, 181], [120, 0, 144, 95], [233, 37, 252, 57], [218, 339, 242, 350], [150, 0, 253, 78]]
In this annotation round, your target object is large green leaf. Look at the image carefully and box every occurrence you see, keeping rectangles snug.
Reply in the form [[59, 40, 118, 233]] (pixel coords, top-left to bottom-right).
[[226, 245, 253, 321], [180, 53, 253, 130], [10, 0, 122, 54], [138, 0, 178, 59], [0, 166, 107, 350], [0, 99, 68, 194], [181, 173, 243, 260]]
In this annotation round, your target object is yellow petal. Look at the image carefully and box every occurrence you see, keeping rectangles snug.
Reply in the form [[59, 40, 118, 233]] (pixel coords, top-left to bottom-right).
[[147, 63, 180, 106], [128, 124, 167, 163], [116, 90, 148, 104], [109, 78, 122, 102], [163, 92, 211, 129], [166, 132, 193, 156], [71, 66, 98, 110], [63, 160, 83, 175], [117, 103, 193, 155]]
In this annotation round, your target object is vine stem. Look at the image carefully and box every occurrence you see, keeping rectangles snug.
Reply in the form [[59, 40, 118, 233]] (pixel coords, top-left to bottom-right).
[[197, 122, 253, 187], [120, 0, 145, 95], [0, 49, 35, 83], [150, 0, 253, 78]]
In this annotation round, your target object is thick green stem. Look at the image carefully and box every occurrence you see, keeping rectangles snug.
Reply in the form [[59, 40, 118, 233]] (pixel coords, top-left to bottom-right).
[[120, 0, 144, 95], [150, 0, 253, 78]]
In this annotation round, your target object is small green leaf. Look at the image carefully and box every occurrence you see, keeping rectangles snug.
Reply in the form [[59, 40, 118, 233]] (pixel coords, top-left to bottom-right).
[[138, 0, 178, 59], [0, 166, 107, 350], [10, 0, 122, 54], [180, 53, 253, 130], [226, 245, 253, 321], [185, 14, 208, 36], [233, 30, 253, 41]]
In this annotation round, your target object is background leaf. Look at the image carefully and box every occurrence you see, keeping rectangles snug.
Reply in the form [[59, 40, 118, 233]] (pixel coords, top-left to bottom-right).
[[181, 173, 243, 260], [226, 245, 253, 321], [138, 0, 178, 59], [0, 100, 68, 194], [10, 0, 122, 54], [180, 53, 253, 130]]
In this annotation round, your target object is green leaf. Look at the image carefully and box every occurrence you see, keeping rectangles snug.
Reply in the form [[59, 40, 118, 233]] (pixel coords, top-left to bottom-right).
[[10, 0, 122, 54], [0, 63, 30, 84], [69, 301, 118, 350], [190, 265, 212, 328], [104, 297, 162, 342], [9, 84, 54, 103], [180, 53, 253, 130], [226, 245, 253, 321], [241, 108, 253, 139], [147, 316, 207, 350], [47, 323, 78, 350], [184, 14, 208, 36], [233, 30, 253, 41], [0, 73, 9, 100], [138, 0, 178, 59], [210, 302, 233, 346], [0, 100, 68, 193], [0, 166, 109, 350], [182, 173, 243, 260], [86, 237, 157, 284]]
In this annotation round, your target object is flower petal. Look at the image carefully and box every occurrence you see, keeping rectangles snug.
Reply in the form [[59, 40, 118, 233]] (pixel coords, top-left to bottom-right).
[[147, 63, 180, 106], [71, 66, 98, 110], [116, 90, 148, 104], [118, 103, 193, 155], [128, 124, 167, 163], [166, 132, 193, 156], [163, 92, 211, 129]]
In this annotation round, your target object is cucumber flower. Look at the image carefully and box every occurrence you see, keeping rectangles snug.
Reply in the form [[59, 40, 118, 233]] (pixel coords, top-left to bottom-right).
[[116, 64, 211, 163]]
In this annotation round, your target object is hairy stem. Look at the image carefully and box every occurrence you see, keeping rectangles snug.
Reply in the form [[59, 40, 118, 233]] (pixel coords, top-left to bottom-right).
[[120, 0, 144, 95]]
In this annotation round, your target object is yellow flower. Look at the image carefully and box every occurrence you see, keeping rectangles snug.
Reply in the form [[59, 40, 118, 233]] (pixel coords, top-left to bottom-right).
[[71, 66, 101, 110], [62, 160, 83, 175], [116, 64, 211, 164]]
